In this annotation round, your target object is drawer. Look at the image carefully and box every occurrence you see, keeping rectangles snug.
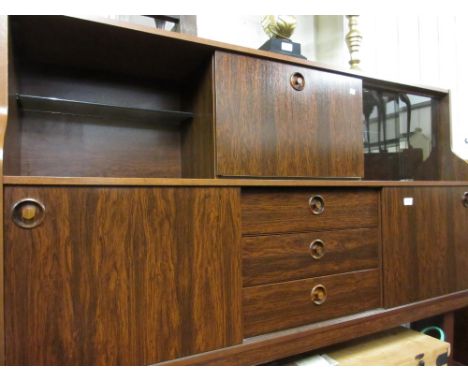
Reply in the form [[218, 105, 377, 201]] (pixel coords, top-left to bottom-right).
[[243, 269, 381, 337], [243, 228, 379, 286], [242, 188, 379, 235]]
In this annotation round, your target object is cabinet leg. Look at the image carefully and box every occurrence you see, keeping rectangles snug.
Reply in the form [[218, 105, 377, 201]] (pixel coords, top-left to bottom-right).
[[441, 312, 454, 365]]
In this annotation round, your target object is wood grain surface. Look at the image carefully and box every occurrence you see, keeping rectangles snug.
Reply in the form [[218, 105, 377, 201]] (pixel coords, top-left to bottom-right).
[[60, 15, 450, 96], [242, 228, 379, 286], [242, 188, 379, 235], [3, 15, 467, 368], [160, 290, 468, 365], [435, 95, 468, 180], [214, 51, 364, 178], [181, 58, 216, 178], [382, 187, 468, 307], [4, 186, 242, 365], [13, 111, 183, 178], [243, 269, 381, 337], [7, 19, 217, 179], [10, 16, 214, 85], [0, 15, 8, 365], [4, 176, 468, 187]]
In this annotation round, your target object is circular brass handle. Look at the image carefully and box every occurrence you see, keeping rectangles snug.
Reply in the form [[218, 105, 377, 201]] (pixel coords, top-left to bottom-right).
[[309, 239, 325, 260], [463, 192, 468, 208], [290, 72, 305, 91], [311, 284, 327, 305], [12, 198, 46, 229], [309, 195, 325, 215]]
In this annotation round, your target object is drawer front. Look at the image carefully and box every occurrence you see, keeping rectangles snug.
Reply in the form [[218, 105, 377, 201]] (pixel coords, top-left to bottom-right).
[[242, 188, 379, 235], [243, 228, 379, 286], [243, 269, 381, 337]]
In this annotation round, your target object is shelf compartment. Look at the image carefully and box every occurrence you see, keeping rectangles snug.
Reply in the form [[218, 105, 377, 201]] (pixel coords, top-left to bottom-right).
[[16, 94, 194, 125]]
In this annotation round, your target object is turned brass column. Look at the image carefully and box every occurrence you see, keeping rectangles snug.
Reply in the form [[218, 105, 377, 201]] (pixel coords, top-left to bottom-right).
[[345, 15, 363, 70]]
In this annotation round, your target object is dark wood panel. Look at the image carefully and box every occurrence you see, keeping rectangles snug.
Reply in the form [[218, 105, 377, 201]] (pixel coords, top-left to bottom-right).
[[434, 95, 468, 180], [382, 187, 468, 308], [452, 188, 468, 291], [454, 308, 468, 364], [161, 290, 468, 365], [243, 228, 379, 286], [181, 58, 215, 178], [11, 111, 182, 178], [4, 186, 242, 365], [3, 16, 20, 177], [243, 269, 380, 337], [412, 96, 468, 181], [16, 63, 183, 111], [442, 312, 455, 364], [242, 188, 379, 235], [0, 14, 8, 366], [11, 16, 214, 84], [214, 51, 364, 178]]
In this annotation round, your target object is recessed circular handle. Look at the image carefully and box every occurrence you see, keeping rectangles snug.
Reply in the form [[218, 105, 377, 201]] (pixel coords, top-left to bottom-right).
[[12, 198, 46, 229], [290, 72, 305, 91], [309, 195, 325, 215], [309, 239, 325, 260], [463, 192, 468, 208], [311, 284, 327, 305]]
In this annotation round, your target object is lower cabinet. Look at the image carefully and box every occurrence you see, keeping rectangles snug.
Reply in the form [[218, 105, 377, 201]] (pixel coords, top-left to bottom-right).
[[3, 186, 242, 365], [5, 184, 466, 364], [382, 187, 468, 307]]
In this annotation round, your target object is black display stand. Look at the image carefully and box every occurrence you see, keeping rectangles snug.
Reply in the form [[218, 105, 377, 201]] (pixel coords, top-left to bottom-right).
[[259, 37, 306, 59]]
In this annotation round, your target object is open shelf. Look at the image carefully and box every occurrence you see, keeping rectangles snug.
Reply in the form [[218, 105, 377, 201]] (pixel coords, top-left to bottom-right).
[[16, 94, 194, 125]]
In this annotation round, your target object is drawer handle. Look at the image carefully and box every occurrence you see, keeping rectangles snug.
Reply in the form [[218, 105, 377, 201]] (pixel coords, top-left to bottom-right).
[[12, 198, 46, 229], [463, 192, 468, 208], [290, 72, 305, 91], [311, 284, 327, 305], [309, 195, 325, 215], [309, 239, 325, 259]]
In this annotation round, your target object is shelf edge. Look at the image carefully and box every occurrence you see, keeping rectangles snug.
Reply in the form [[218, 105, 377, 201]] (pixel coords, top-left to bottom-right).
[[3, 176, 468, 187]]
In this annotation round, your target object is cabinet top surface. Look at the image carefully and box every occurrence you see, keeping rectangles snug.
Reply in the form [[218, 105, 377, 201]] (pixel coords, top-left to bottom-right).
[[60, 15, 447, 96], [3, 176, 468, 187]]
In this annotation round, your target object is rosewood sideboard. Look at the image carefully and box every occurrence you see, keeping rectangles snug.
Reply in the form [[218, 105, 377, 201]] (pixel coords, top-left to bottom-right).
[[0, 16, 467, 365]]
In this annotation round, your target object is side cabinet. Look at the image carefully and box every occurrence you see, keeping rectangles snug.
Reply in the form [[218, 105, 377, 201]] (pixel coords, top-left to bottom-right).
[[382, 187, 468, 307], [214, 51, 364, 178], [3, 186, 242, 365]]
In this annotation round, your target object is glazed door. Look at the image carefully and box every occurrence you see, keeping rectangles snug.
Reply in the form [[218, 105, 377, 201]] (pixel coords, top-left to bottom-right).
[[214, 51, 364, 178], [382, 187, 468, 307], [4, 186, 242, 365]]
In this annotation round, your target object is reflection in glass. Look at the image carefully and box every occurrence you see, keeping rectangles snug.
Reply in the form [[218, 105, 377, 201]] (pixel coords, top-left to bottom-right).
[[362, 88, 434, 180]]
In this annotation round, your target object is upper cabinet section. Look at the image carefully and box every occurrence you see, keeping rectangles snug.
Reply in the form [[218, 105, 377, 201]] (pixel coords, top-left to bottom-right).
[[3, 16, 466, 181], [4, 16, 216, 179], [214, 51, 364, 178], [361, 85, 468, 181], [363, 89, 435, 180]]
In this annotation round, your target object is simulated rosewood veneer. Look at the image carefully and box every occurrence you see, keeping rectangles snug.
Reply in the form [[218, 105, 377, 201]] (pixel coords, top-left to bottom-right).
[[241, 188, 381, 337], [0, 16, 467, 365]]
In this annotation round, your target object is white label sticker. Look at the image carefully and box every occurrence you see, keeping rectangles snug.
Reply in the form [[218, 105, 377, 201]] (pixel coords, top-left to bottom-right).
[[349, 88, 356, 95], [403, 197, 413, 206], [281, 42, 293, 52]]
